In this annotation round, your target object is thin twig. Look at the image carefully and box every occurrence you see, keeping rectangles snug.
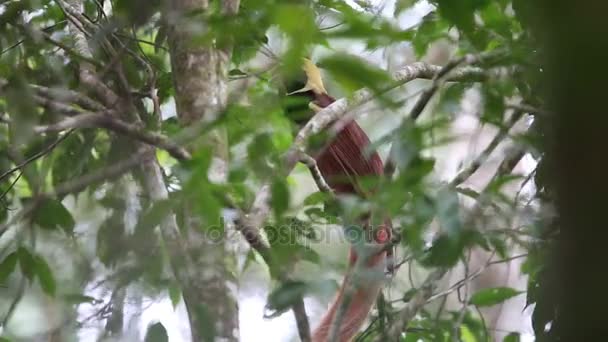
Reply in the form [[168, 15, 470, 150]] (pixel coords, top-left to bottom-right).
[[450, 110, 525, 187], [382, 268, 447, 341], [293, 300, 312, 342], [384, 51, 509, 178], [380, 147, 527, 341], [56, 0, 120, 107], [505, 102, 551, 116], [34, 112, 191, 160], [0, 171, 22, 206], [452, 252, 472, 341], [298, 153, 334, 194], [30, 84, 106, 112], [1, 276, 26, 329], [28, 25, 103, 67], [427, 251, 498, 304], [0, 148, 152, 237], [0, 130, 73, 183]]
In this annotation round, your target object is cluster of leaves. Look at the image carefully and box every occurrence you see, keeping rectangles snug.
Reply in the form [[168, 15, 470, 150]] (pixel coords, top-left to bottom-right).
[[0, 0, 555, 341]]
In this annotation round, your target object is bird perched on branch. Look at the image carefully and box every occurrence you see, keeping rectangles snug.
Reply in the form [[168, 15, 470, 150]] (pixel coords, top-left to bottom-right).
[[285, 59, 393, 342]]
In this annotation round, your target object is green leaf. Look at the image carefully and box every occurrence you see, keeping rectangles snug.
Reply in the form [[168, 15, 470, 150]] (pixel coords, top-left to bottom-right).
[[420, 234, 464, 267], [155, 23, 168, 53], [247, 133, 275, 177], [33, 255, 56, 296], [157, 72, 174, 104], [228, 69, 247, 77], [52, 131, 95, 189], [32, 198, 75, 234], [136, 199, 174, 231], [434, 0, 489, 36], [271, 179, 290, 219], [18, 247, 36, 281], [479, 1, 512, 38], [460, 325, 476, 342], [320, 54, 392, 96], [144, 322, 169, 342], [0, 252, 18, 284], [303, 191, 330, 206], [96, 214, 126, 267], [274, 4, 318, 73], [435, 186, 462, 236], [15, 248, 56, 295], [413, 14, 449, 57], [265, 280, 308, 318], [470, 287, 523, 307], [34, 255, 57, 296], [503, 332, 520, 342], [169, 284, 181, 309]]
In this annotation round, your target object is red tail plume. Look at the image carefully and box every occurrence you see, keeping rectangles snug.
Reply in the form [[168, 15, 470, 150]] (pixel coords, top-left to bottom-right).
[[312, 120, 390, 341], [298, 60, 390, 341]]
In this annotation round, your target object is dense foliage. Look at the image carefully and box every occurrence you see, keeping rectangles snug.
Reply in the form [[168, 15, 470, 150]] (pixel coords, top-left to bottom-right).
[[0, 0, 559, 341]]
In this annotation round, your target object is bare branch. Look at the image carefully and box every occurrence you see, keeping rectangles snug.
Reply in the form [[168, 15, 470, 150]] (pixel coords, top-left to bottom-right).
[[505, 102, 551, 116], [293, 300, 312, 342], [22, 24, 103, 68], [409, 51, 506, 121], [450, 110, 525, 186], [298, 153, 334, 194], [383, 51, 511, 179], [57, 0, 120, 107], [53, 148, 152, 197], [31, 84, 106, 112], [34, 112, 191, 160]]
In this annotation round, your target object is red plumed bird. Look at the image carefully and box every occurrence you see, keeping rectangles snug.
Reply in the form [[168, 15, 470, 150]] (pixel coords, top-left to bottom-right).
[[287, 60, 392, 342]]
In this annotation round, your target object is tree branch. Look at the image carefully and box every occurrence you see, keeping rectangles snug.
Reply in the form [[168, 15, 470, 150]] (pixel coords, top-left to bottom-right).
[[34, 112, 191, 160], [450, 110, 525, 187], [0, 130, 74, 183], [298, 152, 334, 194], [234, 213, 312, 342], [31, 84, 106, 112], [57, 0, 120, 107], [0, 148, 152, 236]]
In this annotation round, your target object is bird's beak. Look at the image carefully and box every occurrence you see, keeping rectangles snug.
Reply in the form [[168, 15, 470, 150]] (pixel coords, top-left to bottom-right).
[[286, 85, 313, 96]]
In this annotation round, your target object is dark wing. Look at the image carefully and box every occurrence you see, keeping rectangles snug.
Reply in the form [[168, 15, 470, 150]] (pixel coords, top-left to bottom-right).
[[316, 121, 384, 195]]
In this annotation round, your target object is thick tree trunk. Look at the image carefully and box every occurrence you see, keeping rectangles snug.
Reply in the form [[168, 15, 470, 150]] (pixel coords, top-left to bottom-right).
[[164, 0, 240, 340], [539, 0, 608, 340]]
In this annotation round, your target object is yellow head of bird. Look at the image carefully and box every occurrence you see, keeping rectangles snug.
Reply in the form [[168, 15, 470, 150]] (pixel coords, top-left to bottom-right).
[[287, 58, 327, 96]]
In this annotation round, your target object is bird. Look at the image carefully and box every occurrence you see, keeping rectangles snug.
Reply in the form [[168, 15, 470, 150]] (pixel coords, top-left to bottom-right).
[[285, 59, 393, 342]]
